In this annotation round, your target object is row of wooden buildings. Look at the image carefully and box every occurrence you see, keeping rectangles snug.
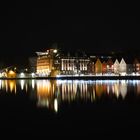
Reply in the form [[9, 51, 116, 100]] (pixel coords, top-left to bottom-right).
[[60, 57, 140, 76], [33, 49, 140, 76]]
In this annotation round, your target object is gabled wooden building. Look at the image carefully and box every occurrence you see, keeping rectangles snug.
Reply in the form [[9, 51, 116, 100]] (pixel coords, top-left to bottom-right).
[[106, 58, 114, 74], [114, 59, 120, 75], [119, 58, 127, 75], [133, 58, 140, 73], [102, 61, 107, 74], [95, 58, 102, 75]]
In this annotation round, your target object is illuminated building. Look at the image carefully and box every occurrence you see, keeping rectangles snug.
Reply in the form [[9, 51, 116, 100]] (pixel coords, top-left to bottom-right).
[[61, 58, 75, 74], [61, 57, 90, 75], [89, 56, 96, 74], [106, 58, 113, 74], [102, 61, 107, 74], [114, 59, 120, 75], [36, 49, 59, 76], [32, 48, 140, 77], [87, 61, 94, 74], [133, 58, 140, 73], [95, 58, 102, 75], [0, 72, 7, 78], [7, 70, 16, 78], [119, 58, 127, 75]]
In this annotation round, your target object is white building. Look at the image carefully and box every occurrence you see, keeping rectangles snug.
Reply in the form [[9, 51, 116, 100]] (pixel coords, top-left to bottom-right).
[[119, 58, 127, 75], [61, 57, 90, 75], [114, 59, 120, 75]]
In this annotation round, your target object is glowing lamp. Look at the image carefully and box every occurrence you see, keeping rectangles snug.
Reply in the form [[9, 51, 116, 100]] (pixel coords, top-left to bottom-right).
[[20, 72, 25, 77], [53, 49, 57, 53]]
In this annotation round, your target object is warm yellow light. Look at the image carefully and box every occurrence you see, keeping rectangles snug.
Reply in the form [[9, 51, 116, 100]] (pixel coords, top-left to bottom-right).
[[9, 70, 15, 75], [9, 80, 16, 93], [7, 70, 16, 78]]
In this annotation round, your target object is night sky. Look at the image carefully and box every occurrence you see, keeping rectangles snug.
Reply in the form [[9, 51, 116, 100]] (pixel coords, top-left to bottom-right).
[[0, 1, 139, 66]]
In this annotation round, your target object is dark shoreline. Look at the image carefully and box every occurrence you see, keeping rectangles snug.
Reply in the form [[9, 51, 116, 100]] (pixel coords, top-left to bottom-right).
[[1, 76, 140, 80]]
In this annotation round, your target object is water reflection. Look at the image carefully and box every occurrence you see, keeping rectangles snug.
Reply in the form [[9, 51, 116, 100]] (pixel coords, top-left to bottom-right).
[[0, 80, 16, 93], [0, 80, 140, 112]]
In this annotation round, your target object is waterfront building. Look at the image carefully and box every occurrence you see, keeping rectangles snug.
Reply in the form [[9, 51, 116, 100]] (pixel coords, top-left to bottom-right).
[[127, 64, 133, 75], [0, 72, 7, 78], [119, 58, 127, 75], [29, 57, 37, 73], [106, 58, 114, 74], [7, 70, 16, 78], [79, 58, 90, 74], [133, 58, 140, 74], [114, 59, 120, 75], [61, 57, 90, 75], [89, 56, 96, 75], [33, 48, 140, 77], [95, 58, 102, 75], [36, 49, 59, 76], [87, 61, 94, 74], [61, 57, 75, 75], [102, 61, 107, 75]]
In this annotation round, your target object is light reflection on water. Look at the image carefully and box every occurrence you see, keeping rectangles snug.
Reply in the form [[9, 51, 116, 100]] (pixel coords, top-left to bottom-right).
[[0, 80, 140, 112]]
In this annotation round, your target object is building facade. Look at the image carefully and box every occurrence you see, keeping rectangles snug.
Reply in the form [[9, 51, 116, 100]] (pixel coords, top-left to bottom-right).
[[114, 59, 120, 75], [34, 48, 140, 77], [36, 49, 59, 76], [60, 57, 90, 75], [106, 58, 114, 74], [95, 58, 102, 75], [133, 59, 140, 73], [119, 58, 127, 75], [102, 61, 107, 74], [29, 57, 37, 73]]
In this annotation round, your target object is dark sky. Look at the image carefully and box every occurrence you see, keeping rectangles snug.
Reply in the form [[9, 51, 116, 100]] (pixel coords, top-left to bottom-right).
[[0, 1, 139, 66]]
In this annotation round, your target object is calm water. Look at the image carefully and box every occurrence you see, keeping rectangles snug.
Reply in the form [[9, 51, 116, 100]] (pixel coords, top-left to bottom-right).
[[0, 79, 140, 136]]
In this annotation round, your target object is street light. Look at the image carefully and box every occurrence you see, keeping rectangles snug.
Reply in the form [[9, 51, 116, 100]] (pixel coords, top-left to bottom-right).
[[53, 49, 57, 53]]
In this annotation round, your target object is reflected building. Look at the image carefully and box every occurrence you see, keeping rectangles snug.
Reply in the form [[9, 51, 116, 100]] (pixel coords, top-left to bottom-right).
[[0, 80, 16, 93], [1, 79, 140, 113], [9, 80, 16, 93], [114, 81, 120, 98], [136, 81, 140, 94], [36, 80, 58, 112], [95, 81, 104, 97], [119, 80, 127, 99]]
